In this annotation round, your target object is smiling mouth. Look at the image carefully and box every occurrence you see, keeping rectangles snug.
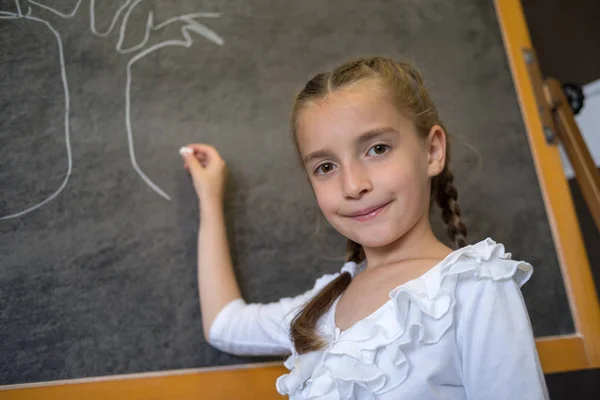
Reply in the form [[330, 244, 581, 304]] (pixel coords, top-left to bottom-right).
[[346, 201, 392, 221]]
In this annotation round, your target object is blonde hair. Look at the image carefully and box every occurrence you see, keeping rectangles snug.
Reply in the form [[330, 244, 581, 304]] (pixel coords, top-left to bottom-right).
[[289, 56, 467, 353]]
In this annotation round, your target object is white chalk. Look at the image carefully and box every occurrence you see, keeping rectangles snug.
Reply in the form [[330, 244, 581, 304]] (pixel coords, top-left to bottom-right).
[[179, 146, 193, 155]]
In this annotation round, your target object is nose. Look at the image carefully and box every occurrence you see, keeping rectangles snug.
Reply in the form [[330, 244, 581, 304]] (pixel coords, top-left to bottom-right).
[[341, 161, 372, 199]]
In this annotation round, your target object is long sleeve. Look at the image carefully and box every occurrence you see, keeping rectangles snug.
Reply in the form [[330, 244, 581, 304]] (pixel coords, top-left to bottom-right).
[[456, 273, 549, 400], [207, 273, 339, 356]]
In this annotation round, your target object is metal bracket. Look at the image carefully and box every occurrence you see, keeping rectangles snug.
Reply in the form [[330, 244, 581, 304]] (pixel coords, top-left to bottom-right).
[[522, 49, 557, 145]]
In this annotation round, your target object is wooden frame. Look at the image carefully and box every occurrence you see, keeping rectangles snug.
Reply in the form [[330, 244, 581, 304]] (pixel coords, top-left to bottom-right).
[[3, 0, 600, 398], [495, 0, 600, 373]]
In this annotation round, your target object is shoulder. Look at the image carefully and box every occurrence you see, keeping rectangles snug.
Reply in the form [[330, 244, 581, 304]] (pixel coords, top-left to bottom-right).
[[450, 237, 533, 297], [443, 238, 535, 328], [387, 238, 534, 329], [438, 237, 533, 289], [395, 237, 533, 301]]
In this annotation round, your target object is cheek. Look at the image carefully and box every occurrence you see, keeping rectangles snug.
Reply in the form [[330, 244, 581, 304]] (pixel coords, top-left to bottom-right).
[[313, 184, 337, 214], [312, 181, 346, 226], [383, 159, 419, 189], [382, 158, 429, 202]]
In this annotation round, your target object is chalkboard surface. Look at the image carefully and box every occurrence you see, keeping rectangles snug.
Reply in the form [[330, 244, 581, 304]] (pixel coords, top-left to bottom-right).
[[0, 0, 573, 385]]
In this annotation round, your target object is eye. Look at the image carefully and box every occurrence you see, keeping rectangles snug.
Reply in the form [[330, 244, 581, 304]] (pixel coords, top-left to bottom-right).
[[315, 162, 336, 175], [367, 144, 390, 156]]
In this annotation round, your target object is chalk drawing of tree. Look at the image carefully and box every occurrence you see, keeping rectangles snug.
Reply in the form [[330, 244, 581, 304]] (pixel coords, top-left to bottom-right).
[[0, 0, 224, 220]]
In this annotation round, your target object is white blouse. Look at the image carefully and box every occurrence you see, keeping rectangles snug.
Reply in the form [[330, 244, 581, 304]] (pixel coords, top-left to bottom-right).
[[208, 238, 549, 399]]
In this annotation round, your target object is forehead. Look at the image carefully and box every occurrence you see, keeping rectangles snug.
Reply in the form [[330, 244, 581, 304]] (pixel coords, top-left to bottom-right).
[[296, 82, 411, 154]]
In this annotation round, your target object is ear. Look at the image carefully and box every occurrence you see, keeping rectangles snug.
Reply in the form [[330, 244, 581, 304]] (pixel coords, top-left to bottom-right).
[[426, 125, 447, 177]]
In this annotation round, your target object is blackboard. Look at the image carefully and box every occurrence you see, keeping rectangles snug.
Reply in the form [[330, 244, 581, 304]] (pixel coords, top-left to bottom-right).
[[0, 0, 573, 385]]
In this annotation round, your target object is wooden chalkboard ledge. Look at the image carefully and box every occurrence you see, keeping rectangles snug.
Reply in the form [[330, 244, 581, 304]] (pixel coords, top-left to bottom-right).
[[0, 337, 595, 400], [0, 362, 287, 400]]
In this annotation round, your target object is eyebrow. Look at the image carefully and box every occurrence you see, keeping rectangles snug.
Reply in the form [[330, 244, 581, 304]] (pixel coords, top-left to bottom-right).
[[302, 126, 398, 165]]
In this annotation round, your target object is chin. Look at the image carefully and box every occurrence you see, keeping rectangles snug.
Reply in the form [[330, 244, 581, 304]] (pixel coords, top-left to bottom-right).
[[339, 223, 403, 249], [354, 233, 399, 248]]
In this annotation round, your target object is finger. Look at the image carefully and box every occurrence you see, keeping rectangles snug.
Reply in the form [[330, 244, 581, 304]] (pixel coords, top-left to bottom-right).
[[185, 144, 221, 164], [179, 147, 205, 176], [183, 162, 197, 172], [182, 145, 208, 164], [185, 143, 215, 153], [184, 154, 206, 167]]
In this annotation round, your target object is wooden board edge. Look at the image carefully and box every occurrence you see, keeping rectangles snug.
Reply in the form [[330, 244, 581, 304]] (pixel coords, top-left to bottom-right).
[[536, 335, 591, 374], [1, 336, 594, 399], [0, 363, 288, 400], [494, 0, 600, 367]]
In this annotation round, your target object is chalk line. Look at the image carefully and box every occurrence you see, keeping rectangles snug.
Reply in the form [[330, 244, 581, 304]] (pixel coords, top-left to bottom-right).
[[1, 0, 224, 217], [27, 0, 82, 18], [33, 0, 224, 201], [28, 0, 132, 37], [0, 4, 73, 220], [121, 2, 224, 200]]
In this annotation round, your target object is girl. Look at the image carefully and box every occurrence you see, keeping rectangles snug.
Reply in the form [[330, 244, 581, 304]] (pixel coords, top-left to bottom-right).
[[180, 56, 549, 399]]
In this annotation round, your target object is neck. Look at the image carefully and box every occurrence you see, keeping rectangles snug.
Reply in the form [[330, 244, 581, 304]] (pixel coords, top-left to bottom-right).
[[361, 209, 452, 271]]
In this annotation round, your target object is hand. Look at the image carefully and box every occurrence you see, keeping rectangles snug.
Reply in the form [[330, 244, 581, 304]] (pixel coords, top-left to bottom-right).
[[180, 144, 228, 205]]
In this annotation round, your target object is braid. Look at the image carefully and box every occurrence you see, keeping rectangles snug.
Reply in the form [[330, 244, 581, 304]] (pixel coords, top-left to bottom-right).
[[290, 271, 351, 353], [345, 239, 365, 263], [289, 239, 363, 354], [435, 167, 467, 248]]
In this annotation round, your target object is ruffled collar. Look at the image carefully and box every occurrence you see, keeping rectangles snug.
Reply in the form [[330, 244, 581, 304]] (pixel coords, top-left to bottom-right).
[[276, 238, 533, 399]]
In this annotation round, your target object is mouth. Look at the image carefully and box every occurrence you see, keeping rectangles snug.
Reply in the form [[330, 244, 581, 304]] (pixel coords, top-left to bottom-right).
[[345, 201, 392, 221]]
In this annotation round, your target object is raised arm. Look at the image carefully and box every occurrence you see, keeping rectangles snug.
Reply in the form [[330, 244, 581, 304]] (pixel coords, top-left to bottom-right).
[[181, 144, 339, 355], [180, 144, 241, 339]]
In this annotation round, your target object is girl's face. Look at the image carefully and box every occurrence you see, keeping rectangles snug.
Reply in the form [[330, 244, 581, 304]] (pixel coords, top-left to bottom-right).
[[296, 82, 446, 249]]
